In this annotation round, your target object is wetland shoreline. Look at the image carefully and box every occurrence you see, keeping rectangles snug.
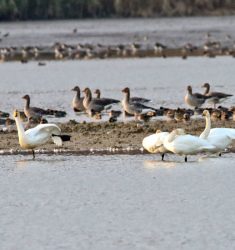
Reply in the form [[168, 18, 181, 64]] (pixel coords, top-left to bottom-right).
[[1, 119, 235, 156]]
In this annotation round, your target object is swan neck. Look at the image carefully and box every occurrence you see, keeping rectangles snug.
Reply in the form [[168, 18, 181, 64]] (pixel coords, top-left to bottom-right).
[[15, 117, 25, 139], [200, 114, 211, 139]]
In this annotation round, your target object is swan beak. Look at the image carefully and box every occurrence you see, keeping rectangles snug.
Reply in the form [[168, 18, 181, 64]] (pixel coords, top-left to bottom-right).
[[13, 110, 18, 118]]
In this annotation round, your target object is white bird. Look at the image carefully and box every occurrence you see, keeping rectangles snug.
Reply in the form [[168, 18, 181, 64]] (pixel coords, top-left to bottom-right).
[[142, 130, 169, 160], [13, 110, 71, 158], [199, 110, 235, 155], [163, 128, 215, 162]]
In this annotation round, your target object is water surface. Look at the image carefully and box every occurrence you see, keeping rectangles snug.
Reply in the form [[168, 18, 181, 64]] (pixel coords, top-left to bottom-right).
[[0, 16, 235, 47], [0, 153, 234, 250]]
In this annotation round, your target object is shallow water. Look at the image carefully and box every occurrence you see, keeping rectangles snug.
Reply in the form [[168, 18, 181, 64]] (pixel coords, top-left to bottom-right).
[[0, 153, 235, 250], [0, 16, 235, 47], [0, 56, 234, 122]]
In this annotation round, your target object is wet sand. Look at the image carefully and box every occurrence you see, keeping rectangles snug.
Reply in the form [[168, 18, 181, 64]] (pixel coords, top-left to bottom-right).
[[1, 119, 235, 155]]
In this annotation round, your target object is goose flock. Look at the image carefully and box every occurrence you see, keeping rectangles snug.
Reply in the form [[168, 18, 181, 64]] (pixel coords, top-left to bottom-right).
[[0, 82, 233, 160], [0, 31, 235, 62]]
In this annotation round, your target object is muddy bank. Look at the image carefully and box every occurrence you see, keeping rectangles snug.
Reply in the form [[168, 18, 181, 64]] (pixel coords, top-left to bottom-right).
[[1, 119, 235, 155], [1, 45, 235, 63]]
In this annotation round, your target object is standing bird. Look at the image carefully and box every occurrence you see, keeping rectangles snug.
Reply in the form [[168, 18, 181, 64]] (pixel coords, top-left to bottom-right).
[[22, 94, 47, 122], [184, 85, 209, 108], [202, 83, 233, 108], [71, 86, 85, 112], [163, 128, 215, 162], [82, 87, 110, 115], [94, 89, 120, 105], [13, 110, 71, 159], [142, 130, 170, 160], [199, 110, 235, 155], [121, 87, 157, 116], [130, 96, 151, 103]]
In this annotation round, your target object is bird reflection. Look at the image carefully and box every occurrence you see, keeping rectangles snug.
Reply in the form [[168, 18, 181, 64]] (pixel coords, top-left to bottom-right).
[[143, 159, 177, 169], [15, 155, 68, 168]]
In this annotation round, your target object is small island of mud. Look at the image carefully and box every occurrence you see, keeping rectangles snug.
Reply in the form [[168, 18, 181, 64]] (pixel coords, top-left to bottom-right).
[[1, 119, 235, 156]]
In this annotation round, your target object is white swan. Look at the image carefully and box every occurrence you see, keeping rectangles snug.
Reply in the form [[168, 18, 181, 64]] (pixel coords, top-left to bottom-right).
[[199, 110, 235, 154], [13, 110, 71, 158], [163, 128, 215, 162], [142, 130, 169, 160]]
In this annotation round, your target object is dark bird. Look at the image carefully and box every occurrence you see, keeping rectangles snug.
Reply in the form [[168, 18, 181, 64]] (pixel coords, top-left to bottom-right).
[[202, 82, 233, 108]]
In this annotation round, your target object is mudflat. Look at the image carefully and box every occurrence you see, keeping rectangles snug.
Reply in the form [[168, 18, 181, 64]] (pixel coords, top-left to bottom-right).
[[1, 119, 235, 154]]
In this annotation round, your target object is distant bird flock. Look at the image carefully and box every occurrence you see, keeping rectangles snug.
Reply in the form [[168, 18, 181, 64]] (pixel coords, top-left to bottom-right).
[[0, 32, 235, 62], [0, 82, 234, 161]]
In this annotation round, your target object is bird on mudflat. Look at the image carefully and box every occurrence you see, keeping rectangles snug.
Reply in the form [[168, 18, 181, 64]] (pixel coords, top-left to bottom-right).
[[184, 85, 210, 108], [121, 87, 157, 117], [202, 82, 233, 108], [94, 89, 120, 105], [22, 94, 48, 122], [71, 86, 85, 112], [13, 109, 71, 159]]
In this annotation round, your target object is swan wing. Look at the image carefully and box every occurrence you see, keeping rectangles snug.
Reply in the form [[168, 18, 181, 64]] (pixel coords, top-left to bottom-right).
[[142, 134, 161, 153], [25, 124, 61, 137], [210, 128, 235, 139], [142, 132, 169, 153], [169, 135, 215, 154], [207, 134, 232, 150]]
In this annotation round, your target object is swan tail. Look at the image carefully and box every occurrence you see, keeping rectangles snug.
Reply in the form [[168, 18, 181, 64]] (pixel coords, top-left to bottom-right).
[[52, 134, 71, 146], [59, 134, 71, 142]]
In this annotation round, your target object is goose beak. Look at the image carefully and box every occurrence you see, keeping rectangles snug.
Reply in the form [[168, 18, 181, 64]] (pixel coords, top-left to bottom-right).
[[22, 95, 28, 99]]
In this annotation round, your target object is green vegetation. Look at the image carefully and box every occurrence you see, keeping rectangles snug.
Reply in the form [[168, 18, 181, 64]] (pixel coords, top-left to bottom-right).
[[0, 0, 234, 20]]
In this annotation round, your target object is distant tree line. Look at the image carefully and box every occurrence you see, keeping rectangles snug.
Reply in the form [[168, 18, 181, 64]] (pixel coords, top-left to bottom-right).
[[0, 0, 234, 20]]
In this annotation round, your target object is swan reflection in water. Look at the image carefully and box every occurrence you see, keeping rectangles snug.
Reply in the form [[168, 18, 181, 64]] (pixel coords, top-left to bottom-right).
[[143, 154, 209, 169], [15, 155, 68, 169], [143, 159, 177, 169]]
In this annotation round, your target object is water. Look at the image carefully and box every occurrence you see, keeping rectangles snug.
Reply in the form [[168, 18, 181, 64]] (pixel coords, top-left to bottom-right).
[[0, 56, 234, 122], [0, 153, 235, 250], [0, 16, 235, 47]]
